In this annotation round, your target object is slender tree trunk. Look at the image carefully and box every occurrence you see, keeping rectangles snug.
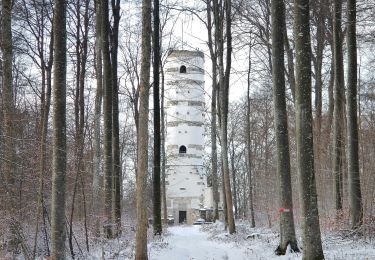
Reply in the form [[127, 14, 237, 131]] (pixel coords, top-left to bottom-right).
[[33, 30, 54, 259], [246, 42, 255, 228], [221, 160, 228, 228], [294, 0, 324, 258], [327, 51, 335, 133], [230, 140, 238, 219], [69, 0, 89, 253], [283, 23, 296, 102], [271, 0, 299, 254], [152, 0, 162, 235], [314, 0, 326, 139], [111, 0, 122, 237], [92, 0, 103, 237], [2, 0, 23, 253], [50, 0, 67, 257], [2, 0, 17, 212], [346, 0, 363, 229], [101, 0, 114, 238], [333, 0, 345, 212], [160, 65, 168, 225], [220, 0, 236, 234], [135, 0, 152, 258], [207, 0, 220, 222]]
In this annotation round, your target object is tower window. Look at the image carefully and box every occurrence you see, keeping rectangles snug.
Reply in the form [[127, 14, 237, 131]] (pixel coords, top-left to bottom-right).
[[180, 65, 187, 73], [179, 145, 187, 154]]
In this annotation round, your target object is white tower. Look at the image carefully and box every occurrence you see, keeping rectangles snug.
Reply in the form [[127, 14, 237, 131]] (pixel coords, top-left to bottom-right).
[[164, 50, 210, 224]]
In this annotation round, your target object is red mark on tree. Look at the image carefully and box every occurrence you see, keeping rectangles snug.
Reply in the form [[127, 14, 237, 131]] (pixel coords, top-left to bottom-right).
[[279, 208, 292, 213]]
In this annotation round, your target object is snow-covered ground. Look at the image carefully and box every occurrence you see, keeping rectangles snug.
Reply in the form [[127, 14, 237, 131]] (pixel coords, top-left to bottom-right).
[[149, 225, 247, 260], [149, 222, 375, 260], [83, 220, 375, 259]]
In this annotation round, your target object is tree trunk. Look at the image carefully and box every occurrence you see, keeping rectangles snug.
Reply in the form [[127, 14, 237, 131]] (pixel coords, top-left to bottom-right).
[[230, 140, 238, 219], [2, 0, 22, 253], [207, 0, 220, 222], [135, 0, 152, 258], [327, 51, 335, 134], [69, 0, 90, 253], [283, 22, 296, 102], [271, 0, 299, 254], [333, 0, 345, 212], [220, 0, 236, 234], [33, 20, 54, 259], [246, 42, 255, 228], [161, 64, 168, 225], [101, 0, 114, 238], [50, 0, 67, 257], [2, 0, 16, 186], [294, 0, 324, 258], [111, 0, 122, 238], [92, 0, 104, 237], [346, 0, 363, 229], [314, 0, 326, 139], [152, 0, 162, 235]]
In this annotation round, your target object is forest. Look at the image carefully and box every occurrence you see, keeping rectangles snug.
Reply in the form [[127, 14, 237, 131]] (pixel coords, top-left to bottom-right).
[[1, 0, 375, 259]]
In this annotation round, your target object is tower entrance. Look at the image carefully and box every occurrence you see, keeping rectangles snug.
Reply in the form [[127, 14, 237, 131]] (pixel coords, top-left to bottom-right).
[[179, 211, 187, 223]]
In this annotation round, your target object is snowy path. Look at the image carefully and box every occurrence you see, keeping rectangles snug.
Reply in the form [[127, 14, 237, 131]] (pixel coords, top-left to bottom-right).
[[149, 225, 248, 260], [147, 223, 375, 260]]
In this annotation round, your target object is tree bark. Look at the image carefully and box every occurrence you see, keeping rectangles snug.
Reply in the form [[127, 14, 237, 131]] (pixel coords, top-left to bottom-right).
[[111, 0, 122, 238], [101, 0, 114, 238], [1, 0, 16, 200], [50, 0, 67, 257], [161, 64, 168, 225], [294, 0, 324, 258], [152, 0, 162, 235], [333, 0, 345, 212], [246, 42, 255, 228], [92, 0, 104, 237], [2, 0, 21, 253], [271, 0, 299, 254], [230, 139, 238, 219], [283, 22, 296, 102], [32, 4, 54, 257], [314, 0, 326, 139], [346, 0, 363, 229], [219, 0, 236, 234], [135, 0, 152, 258], [206, 0, 220, 222]]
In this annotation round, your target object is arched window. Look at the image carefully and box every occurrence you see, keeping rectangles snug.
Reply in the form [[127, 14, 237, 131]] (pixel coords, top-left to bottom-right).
[[179, 145, 187, 154], [179, 65, 187, 73]]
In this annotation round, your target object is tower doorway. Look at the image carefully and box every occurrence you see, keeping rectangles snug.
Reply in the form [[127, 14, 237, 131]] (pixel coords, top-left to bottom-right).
[[179, 211, 187, 223]]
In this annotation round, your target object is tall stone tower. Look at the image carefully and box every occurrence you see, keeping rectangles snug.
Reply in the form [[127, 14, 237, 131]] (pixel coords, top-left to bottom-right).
[[164, 50, 212, 224]]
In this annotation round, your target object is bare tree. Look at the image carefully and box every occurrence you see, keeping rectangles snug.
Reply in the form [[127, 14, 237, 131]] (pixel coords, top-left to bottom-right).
[[215, 0, 236, 234], [110, 0, 122, 238], [206, 0, 220, 221], [50, 0, 67, 257], [332, 0, 345, 213], [92, 0, 104, 237], [152, 0, 162, 235], [135, 0, 152, 258], [101, 0, 114, 238], [245, 44, 255, 227], [346, 0, 363, 229], [271, 0, 299, 254], [294, 0, 324, 258], [1, 0, 20, 253]]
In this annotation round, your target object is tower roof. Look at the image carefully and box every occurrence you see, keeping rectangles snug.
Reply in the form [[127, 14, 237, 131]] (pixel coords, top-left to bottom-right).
[[167, 49, 204, 59]]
